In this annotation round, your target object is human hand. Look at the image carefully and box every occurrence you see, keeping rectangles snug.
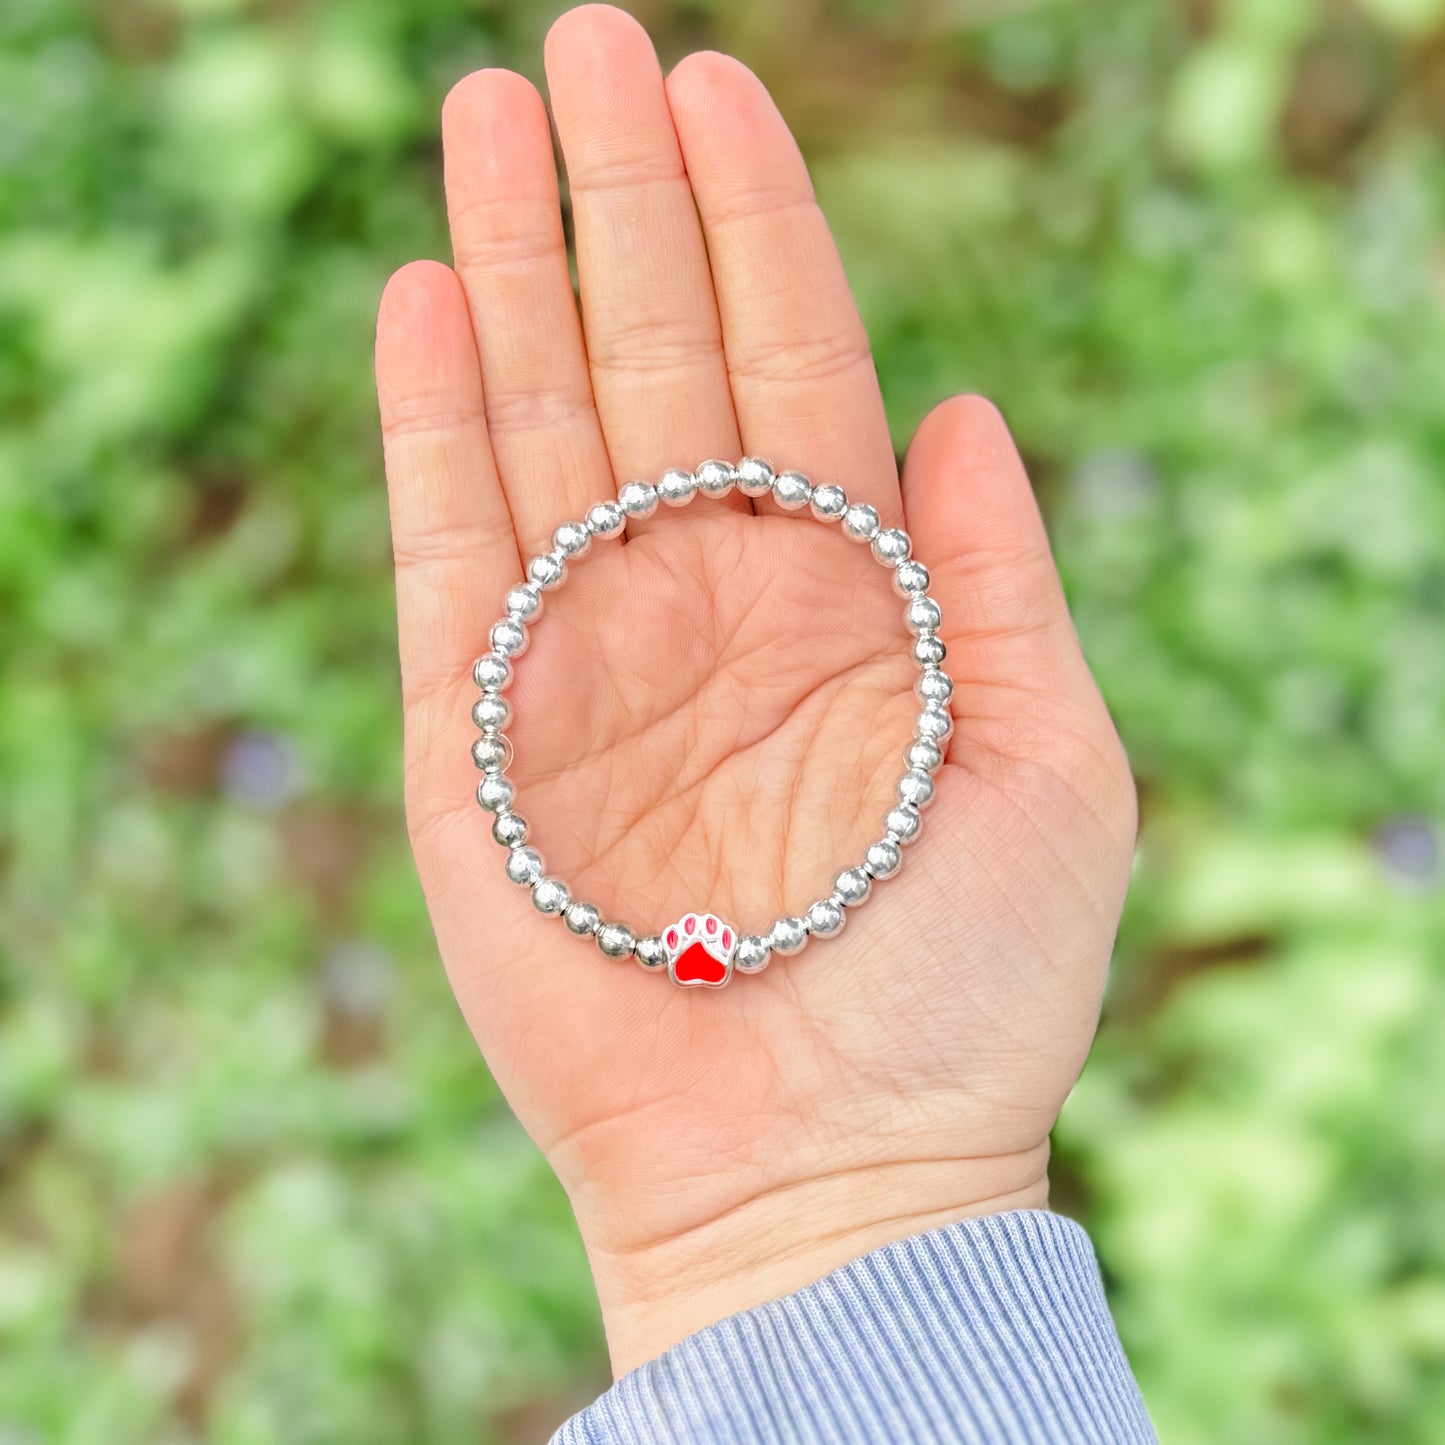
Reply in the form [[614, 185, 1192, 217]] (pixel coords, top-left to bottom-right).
[[375, 4, 1136, 1377]]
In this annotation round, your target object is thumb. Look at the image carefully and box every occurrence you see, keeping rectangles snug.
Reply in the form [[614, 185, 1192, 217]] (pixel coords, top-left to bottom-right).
[[901, 394, 1094, 709]]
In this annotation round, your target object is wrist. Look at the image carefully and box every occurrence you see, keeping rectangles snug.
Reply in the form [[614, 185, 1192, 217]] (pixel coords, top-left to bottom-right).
[[574, 1147, 1050, 1377]]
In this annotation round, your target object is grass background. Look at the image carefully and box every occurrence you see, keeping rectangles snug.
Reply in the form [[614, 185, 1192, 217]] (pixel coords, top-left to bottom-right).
[[3, 0, 1444, 1440]]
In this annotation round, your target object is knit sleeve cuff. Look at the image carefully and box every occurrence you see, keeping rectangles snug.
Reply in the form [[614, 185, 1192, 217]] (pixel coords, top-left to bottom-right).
[[550, 1209, 1155, 1444]]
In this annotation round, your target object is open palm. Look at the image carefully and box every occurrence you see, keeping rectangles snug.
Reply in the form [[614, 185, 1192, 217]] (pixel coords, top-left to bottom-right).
[[376, 5, 1136, 1375]]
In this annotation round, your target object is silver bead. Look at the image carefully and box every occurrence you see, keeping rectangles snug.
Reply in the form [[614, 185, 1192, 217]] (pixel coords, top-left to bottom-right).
[[531, 877, 570, 915], [896, 769, 935, 809], [473, 653, 512, 691], [884, 802, 922, 845], [833, 866, 872, 907], [864, 838, 902, 879], [806, 897, 846, 938], [657, 466, 697, 507], [736, 456, 775, 497], [596, 921, 635, 958], [842, 502, 880, 542], [587, 500, 626, 538], [476, 774, 515, 813], [492, 811, 528, 847], [564, 900, 601, 936], [893, 560, 930, 596], [504, 583, 543, 623], [471, 733, 512, 772], [904, 595, 943, 635], [633, 934, 668, 970], [504, 845, 544, 886], [768, 915, 809, 956], [527, 552, 566, 591], [695, 458, 736, 498], [489, 617, 528, 658], [772, 470, 812, 510], [553, 520, 592, 558], [913, 634, 947, 667], [809, 484, 848, 521], [473, 693, 511, 731], [618, 480, 658, 518], [871, 528, 911, 566], [916, 669, 954, 705], [734, 935, 772, 973], [905, 738, 943, 775], [916, 705, 954, 743]]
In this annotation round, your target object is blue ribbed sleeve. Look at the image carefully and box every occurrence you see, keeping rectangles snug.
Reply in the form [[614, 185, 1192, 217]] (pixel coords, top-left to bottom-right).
[[550, 1210, 1155, 1444]]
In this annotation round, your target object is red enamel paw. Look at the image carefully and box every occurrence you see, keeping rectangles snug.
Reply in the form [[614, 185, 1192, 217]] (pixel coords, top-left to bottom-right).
[[663, 912, 736, 989]]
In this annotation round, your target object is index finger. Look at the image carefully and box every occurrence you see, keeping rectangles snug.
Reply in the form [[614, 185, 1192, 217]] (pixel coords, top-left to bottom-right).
[[665, 51, 901, 524]]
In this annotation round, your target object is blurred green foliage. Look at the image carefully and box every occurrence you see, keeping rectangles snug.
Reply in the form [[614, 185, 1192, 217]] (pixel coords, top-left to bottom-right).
[[2, 0, 1443, 1440]]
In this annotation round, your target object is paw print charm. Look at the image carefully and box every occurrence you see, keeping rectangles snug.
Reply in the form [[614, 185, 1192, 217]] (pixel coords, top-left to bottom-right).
[[663, 912, 737, 989]]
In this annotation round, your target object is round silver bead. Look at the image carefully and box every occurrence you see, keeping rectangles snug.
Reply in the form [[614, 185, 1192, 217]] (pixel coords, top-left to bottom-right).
[[489, 617, 528, 659], [736, 456, 775, 497], [772, 471, 812, 510], [695, 459, 737, 499], [587, 500, 626, 538], [473, 653, 512, 691], [471, 733, 513, 773], [553, 520, 592, 559], [563, 900, 601, 936], [596, 921, 635, 958], [912, 634, 947, 667], [492, 811, 528, 847], [527, 552, 566, 591], [809, 484, 848, 521], [633, 934, 668, 970], [734, 935, 772, 974], [884, 803, 922, 845], [476, 775, 515, 813], [916, 669, 954, 705], [618, 480, 659, 519], [894, 560, 930, 596], [505, 845, 545, 886], [768, 915, 809, 956], [657, 467, 697, 507], [531, 877, 570, 915], [806, 897, 846, 938], [916, 705, 954, 743], [473, 693, 511, 731], [864, 838, 902, 879], [871, 528, 911, 566], [896, 769, 935, 809], [504, 583, 543, 623], [905, 737, 943, 775], [842, 503, 880, 542], [833, 866, 872, 907], [904, 596, 943, 635]]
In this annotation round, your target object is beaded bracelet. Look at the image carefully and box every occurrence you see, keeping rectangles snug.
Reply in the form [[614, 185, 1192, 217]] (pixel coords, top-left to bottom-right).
[[470, 458, 954, 989]]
